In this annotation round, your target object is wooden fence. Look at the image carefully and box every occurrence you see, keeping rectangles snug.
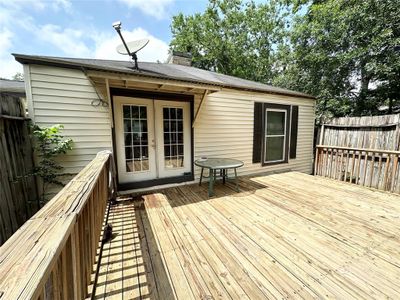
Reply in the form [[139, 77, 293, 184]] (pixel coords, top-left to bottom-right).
[[315, 114, 400, 193], [0, 92, 38, 245], [315, 145, 400, 193], [318, 114, 400, 150], [0, 151, 114, 299]]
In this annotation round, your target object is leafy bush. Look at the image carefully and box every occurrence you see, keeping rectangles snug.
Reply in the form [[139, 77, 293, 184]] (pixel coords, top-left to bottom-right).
[[31, 124, 73, 204]]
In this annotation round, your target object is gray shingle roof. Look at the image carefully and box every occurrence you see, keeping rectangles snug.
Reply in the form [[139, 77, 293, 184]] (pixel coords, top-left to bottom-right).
[[0, 79, 25, 94], [13, 53, 314, 99]]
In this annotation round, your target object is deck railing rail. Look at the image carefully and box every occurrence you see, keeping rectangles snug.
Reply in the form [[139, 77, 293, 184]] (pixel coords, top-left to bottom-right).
[[315, 145, 400, 193], [0, 151, 115, 299]]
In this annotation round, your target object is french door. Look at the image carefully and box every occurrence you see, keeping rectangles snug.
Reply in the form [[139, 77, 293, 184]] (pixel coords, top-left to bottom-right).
[[113, 96, 191, 184]]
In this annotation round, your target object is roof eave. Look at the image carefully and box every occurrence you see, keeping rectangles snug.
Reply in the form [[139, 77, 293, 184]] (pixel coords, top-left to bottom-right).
[[13, 53, 316, 100]]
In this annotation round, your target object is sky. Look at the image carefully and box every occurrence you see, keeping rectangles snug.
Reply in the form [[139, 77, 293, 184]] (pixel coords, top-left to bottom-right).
[[0, 0, 209, 79]]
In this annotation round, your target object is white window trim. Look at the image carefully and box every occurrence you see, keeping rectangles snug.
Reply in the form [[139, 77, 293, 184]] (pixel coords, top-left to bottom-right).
[[264, 108, 287, 164]]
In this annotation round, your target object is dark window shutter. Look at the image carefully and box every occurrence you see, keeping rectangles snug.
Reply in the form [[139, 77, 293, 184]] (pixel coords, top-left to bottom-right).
[[290, 106, 299, 159], [253, 102, 263, 163]]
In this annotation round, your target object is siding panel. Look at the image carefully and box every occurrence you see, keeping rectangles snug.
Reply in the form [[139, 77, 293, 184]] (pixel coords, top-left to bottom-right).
[[28, 65, 112, 178], [194, 91, 315, 179]]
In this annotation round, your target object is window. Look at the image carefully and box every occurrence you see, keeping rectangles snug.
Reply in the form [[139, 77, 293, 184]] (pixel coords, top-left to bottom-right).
[[123, 105, 149, 172], [163, 107, 184, 169], [264, 109, 287, 163], [253, 103, 297, 166]]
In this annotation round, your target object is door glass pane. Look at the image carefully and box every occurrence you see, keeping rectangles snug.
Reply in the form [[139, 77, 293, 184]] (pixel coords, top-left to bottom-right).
[[165, 157, 178, 168], [126, 160, 134, 172], [141, 133, 148, 145], [163, 107, 184, 169], [123, 106, 131, 118], [125, 147, 132, 159], [124, 133, 132, 146], [131, 106, 139, 119], [267, 111, 285, 135], [124, 119, 132, 132], [132, 133, 140, 145], [265, 136, 284, 161], [123, 104, 148, 172], [139, 106, 147, 119]]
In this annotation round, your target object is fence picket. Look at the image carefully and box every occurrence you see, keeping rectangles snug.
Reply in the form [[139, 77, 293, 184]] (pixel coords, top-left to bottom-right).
[[315, 145, 399, 194]]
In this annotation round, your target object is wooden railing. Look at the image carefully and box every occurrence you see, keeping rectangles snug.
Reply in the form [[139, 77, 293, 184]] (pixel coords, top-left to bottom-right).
[[0, 151, 115, 299], [315, 145, 400, 193]]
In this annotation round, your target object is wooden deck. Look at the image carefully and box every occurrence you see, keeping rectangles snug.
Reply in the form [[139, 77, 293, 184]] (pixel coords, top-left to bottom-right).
[[92, 172, 400, 299]]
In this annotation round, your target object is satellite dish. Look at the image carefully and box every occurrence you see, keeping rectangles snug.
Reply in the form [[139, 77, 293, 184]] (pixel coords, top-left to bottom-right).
[[112, 21, 149, 70], [116, 39, 149, 55]]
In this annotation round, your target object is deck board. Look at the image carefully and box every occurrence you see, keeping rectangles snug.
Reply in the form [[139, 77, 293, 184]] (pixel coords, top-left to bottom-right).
[[93, 172, 400, 299]]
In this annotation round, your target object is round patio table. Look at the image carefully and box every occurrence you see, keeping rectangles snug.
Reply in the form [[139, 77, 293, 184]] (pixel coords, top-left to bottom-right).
[[195, 158, 244, 197]]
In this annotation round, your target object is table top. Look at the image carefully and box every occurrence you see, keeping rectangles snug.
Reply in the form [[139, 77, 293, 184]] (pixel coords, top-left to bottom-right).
[[194, 158, 244, 169]]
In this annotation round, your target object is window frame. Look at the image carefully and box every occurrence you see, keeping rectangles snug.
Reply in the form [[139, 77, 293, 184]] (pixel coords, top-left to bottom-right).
[[162, 106, 185, 170], [264, 108, 287, 164], [122, 104, 150, 173], [261, 103, 291, 166]]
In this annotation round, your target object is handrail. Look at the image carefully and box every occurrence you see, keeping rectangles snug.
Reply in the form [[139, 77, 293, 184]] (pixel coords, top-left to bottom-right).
[[322, 123, 397, 129], [315, 145, 400, 193], [316, 145, 400, 155], [0, 151, 114, 299]]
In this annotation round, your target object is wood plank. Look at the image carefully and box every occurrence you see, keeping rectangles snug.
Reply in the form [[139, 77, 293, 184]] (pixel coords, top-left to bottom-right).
[[90, 172, 400, 300]]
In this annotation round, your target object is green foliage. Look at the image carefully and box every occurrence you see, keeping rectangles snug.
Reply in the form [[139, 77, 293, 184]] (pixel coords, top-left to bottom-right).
[[170, 0, 290, 83], [170, 0, 400, 118], [12, 72, 24, 81], [277, 0, 400, 117], [31, 124, 73, 203]]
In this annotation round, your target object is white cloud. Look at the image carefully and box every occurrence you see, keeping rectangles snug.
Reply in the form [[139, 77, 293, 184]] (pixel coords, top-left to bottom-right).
[[117, 0, 174, 19], [52, 0, 72, 12], [0, 28, 22, 78], [94, 27, 169, 62], [0, 0, 169, 79], [0, 0, 71, 12], [35, 24, 91, 57], [0, 0, 73, 78], [0, 28, 12, 53]]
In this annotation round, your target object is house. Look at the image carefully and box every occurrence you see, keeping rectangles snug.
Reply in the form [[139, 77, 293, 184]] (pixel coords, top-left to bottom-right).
[[4, 53, 400, 300], [14, 52, 315, 191]]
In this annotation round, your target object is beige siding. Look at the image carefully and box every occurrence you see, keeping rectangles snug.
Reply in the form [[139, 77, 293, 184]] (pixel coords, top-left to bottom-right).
[[26, 63, 315, 187], [193, 90, 315, 178], [27, 64, 112, 176]]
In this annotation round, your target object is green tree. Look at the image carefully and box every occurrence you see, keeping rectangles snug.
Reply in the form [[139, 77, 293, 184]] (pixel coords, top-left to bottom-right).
[[274, 0, 400, 117], [12, 72, 24, 81], [170, 0, 400, 118], [170, 0, 290, 83]]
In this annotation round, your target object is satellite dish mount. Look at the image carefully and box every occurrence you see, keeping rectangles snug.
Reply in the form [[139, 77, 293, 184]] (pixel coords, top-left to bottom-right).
[[112, 21, 149, 70]]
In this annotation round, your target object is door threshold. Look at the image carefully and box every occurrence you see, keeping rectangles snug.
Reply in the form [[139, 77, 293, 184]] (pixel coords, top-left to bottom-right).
[[118, 179, 197, 195]]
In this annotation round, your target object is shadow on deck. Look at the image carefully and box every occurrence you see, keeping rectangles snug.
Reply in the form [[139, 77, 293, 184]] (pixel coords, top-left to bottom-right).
[[90, 175, 265, 299], [90, 172, 400, 299], [91, 198, 173, 300]]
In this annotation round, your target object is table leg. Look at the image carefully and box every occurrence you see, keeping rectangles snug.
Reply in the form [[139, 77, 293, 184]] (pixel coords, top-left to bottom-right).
[[222, 169, 226, 184], [234, 168, 239, 192], [208, 168, 214, 197], [199, 167, 204, 186]]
